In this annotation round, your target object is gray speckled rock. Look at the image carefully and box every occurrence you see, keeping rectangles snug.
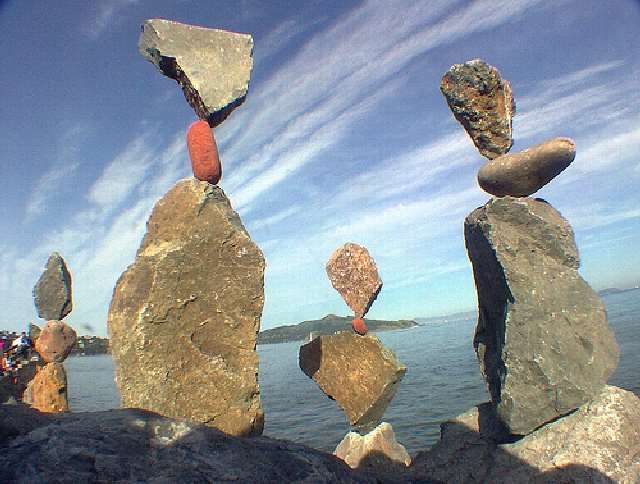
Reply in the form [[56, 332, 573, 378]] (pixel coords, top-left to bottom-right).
[[0, 407, 378, 483], [441, 59, 515, 159], [139, 19, 253, 127], [411, 386, 640, 483], [32, 253, 72, 321], [478, 138, 576, 196], [108, 178, 264, 436], [464, 197, 619, 435], [299, 332, 406, 427]]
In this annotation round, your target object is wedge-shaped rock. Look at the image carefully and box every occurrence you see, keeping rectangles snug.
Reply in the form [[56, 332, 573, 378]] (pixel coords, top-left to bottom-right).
[[411, 386, 640, 483], [139, 19, 253, 127], [33, 252, 72, 321], [335, 422, 411, 471], [299, 332, 405, 426], [441, 59, 515, 159], [464, 197, 619, 435], [478, 137, 576, 196], [108, 178, 265, 436]]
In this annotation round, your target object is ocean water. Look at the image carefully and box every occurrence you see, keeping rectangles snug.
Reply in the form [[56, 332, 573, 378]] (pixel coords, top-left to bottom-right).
[[66, 290, 639, 455]]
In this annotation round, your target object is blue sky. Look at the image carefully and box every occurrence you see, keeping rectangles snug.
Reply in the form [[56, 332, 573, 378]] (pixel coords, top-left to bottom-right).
[[1, 0, 639, 336]]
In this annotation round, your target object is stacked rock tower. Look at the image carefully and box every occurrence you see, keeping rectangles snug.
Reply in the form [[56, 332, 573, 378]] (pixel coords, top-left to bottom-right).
[[441, 59, 620, 436], [299, 243, 411, 470], [28, 253, 78, 412], [108, 19, 265, 437]]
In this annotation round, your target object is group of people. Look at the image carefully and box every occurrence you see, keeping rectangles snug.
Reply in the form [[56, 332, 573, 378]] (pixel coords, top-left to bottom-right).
[[0, 331, 33, 383]]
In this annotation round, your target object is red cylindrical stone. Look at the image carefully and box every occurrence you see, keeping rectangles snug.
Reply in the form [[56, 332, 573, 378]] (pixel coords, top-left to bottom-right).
[[351, 318, 369, 336], [186, 120, 222, 184]]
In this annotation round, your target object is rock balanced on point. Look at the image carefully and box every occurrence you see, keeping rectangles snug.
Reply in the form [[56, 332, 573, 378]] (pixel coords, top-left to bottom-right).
[[326, 243, 382, 335], [441, 58, 575, 196]]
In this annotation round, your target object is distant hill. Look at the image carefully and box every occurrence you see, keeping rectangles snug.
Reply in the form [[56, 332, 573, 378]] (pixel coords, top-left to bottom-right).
[[598, 287, 639, 297], [415, 310, 477, 325], [257, 314, 418, 345]]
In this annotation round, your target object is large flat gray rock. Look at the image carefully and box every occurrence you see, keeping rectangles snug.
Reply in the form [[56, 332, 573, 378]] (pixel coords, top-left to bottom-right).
[[108, 178, 264, 436], [464, 197, 619, 435], [139, 19, 253, 127]]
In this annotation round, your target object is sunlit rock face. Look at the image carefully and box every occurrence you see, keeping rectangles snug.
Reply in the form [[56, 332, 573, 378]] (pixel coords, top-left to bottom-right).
[[108, 178, 265, 436], [139, 19, 253, 127], [464, 196, 619, 435]]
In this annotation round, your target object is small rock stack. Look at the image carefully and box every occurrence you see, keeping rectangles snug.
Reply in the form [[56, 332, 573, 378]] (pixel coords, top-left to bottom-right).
[[108, 20, 265, 437], [440, 60, 620, 435], [299, 243, 410, 469], [28, 253, 77, 412]]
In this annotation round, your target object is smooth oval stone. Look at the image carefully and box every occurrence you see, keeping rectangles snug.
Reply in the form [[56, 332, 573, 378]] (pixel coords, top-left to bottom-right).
[[351, 318, 369, 336], [35, 320, 77, 363], [186, 120, 222, 184], [477, 137, 576, 197]]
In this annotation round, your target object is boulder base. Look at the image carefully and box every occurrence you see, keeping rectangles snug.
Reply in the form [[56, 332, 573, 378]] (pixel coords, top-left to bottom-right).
[[335, 422, 411, 471], [464, 197, 619, 435], [26, 362, 68, 413], [108, 178, 265, 436], [411, 386, 640, 483], [299, 332, 406, 426]]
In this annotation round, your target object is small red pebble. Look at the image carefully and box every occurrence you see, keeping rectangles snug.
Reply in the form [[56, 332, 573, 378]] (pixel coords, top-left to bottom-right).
[[186, 120, 222, 184], [351, 317, 369, 336]]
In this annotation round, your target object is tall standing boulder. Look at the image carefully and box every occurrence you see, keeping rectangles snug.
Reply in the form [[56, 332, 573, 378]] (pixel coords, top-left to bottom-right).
[[139, 19, 254, 127], [464, 197, 619, 435], [33, 252, 72, 321], [108, 178, 265, 436], [24, 362, 69, 413]]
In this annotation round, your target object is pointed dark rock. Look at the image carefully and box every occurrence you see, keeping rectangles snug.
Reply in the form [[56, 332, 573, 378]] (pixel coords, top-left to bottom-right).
[[33, 253, 72, 321]]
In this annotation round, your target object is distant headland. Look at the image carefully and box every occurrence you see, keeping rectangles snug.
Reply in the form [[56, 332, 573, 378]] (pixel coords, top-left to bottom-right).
[[257, 314, 418, 345]]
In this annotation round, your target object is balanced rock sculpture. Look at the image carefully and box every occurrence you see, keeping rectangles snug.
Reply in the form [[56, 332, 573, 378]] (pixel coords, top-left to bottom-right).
[[108, 179, 265, 436], [465, 197, 619, 435], [477, 137, 576, 197], [299, 331, 405, 427], [139, 19, 253, 127], [33, 252, 72, 321], [326, 243, 382, 335], [440, 59, 515, 159]]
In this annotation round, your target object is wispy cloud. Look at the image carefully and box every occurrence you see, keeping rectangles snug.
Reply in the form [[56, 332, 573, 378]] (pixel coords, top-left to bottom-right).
[[87, 0, 139, 39]]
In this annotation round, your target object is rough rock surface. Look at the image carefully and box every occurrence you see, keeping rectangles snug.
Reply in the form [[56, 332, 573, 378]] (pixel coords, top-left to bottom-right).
[[139, 19, 253, 127], [299, 332, 406, 426], [35, 320, 77, 363], [441, 59, 515, 159], [464, 197, 619, 435], [335, 422, 411, 471], [326, 243, 382, 319], [411, 386, 640, 483], [32, 252, 72, 321], [24, 363, 68, 413], [478, 137, 576, 196], [108, 178, 265, 436], [0, 406, 378, 483]]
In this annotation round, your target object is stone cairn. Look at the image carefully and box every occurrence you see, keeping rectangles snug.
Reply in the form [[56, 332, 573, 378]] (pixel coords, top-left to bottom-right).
[[440, 59, 620, 436], [108, 19, 265, 437], [299, 243, 411, 471], [26, 252, 77, 412]]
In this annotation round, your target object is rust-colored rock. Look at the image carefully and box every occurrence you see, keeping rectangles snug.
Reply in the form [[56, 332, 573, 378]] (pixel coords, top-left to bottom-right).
[[351, 318, 368, 336], [187, 120, 222, 184], [299, 332, 405, 426], [335, 422, 411, 471], [108, 178, 265, 436], [441, 59, 515, 159], [326, 243, 382, 319], [35, 320, 77, 363], [477, 137, 576, 196], [27, 363, 68, 413]]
